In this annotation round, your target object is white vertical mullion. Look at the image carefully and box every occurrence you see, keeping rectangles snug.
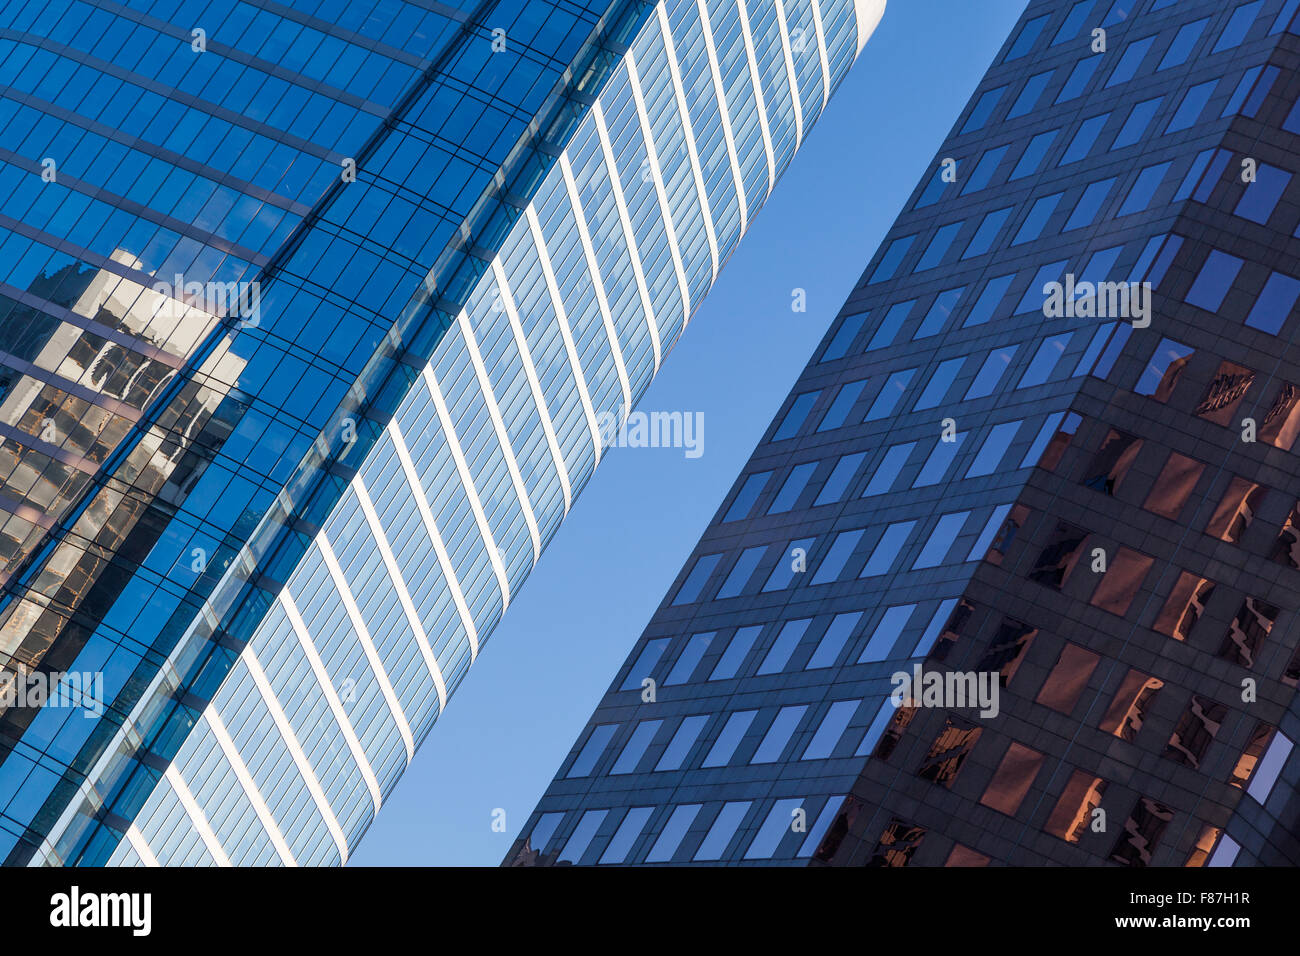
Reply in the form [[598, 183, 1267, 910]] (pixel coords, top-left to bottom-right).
[[625, 48, 694, 345], [695, 0, 750, 232], [591, 98, 663, 374], [772, 0, 805, 145], [455, 310, 543, 563], [558, 152, 633, 422], [656, 3, 721, 283], [385, 419, 480, 660], [165, 764, 231, 867], [421, 364, 513, 612], [351, 474, 449, 711], [316, 534, 415, 763], [734, 0, 779, 198], [242, 643, 351, 862], [205, 709, 298, 865], [808, 0, 834, 110], [125, 825, 159, 867], [280, 588, 384, 813]]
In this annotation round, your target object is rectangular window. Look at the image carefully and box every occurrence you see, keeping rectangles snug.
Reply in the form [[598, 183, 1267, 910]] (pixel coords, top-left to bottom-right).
[[744, 799, 805, 860], [1018, 333, 1072, 389], [864, 368, 917, 420], [816, 380, 869, 432], [915, 287, 964, 338], [802, 701, 860, 760], [1060, 113, 1109, 163], [611, 719, 664, 774], [821, 313, 865, 362], [918, 718, 982, 786], [666, 633, 713, 685], [963, 274, 1014, 326], [693, 802, 751, 861], [1234, 163, 1291, 224], [863, 442, 915, 496], [568, 724, 618, 777], [768, 461, 818, 512], [723, 471, 770, 522], [654, 715, 708, 771], [913, 511, 970, 569], [1154, 571, 1216, 640], [914, 357, 965, 410], [915, 222, 963, 272], [978, 742, 1044, 816], [866, 301, 915, 350], [1011, 129, 1057, 179], [868, 235, 914, 284], [815, 452, 867, 506], [752, 706, 808, 763], [1065, 177, 1115, 230], [1159, 18, 1207, 69], [807, 612, 861, 669], [1167, 80, 1216, 132], [703, 711, 758, 766], [762, 537, 816, 591], [557, 809, 608, 864], [1105, 35, 1155, 87], [1089, 547, 1153, 616], [1037, 643, 1101, 713], [620, 639, 670, 690], [1005, 13, 1049, 60], [1052, 2, 1094, 45], [860, 521, 917, 577], [1187, 250, 1244, 312], [1055, 56, 1100, 103], [859, 605, 916, 662], [914, 434, 966, 487], [600, 807, 653, 864], [773, 390, 820, 440], [1101, 670, 1164, 740], [716, 546, 766, 599], [645, 804, 701, 862], [966, 421, 1021, 477], [1246, 731, 1294, 803], [1165, 696, 1227, 769], [757, 619, 812, 673], [1013, 192, 1062, 244], [965, 346, 1017, 399], [1245, 271, 1300, 335], [811, 529, 865, 585], [1212, 1, 1264, 53], [1110, 797, 1173, 866], [962, 207, 1012, 259], [709, 627, 760, 680], [1135, 337, 1194, 399], [1142, 452, 1203, 520], [1117, 161, 1171, 216], [1218, 597, 1279, 668], [961, 85, 1007, 132], [671, 554, 721, 606], [1008, 71, 1052, 118], [960, 145, 1011, 194], [1045, 771, 1106, 842]]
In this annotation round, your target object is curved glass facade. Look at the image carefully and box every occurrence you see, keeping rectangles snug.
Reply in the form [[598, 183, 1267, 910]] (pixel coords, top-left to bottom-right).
[[0, 0, 883, 865]]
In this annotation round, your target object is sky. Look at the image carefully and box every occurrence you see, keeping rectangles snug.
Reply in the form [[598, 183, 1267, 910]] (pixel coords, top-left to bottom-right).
[[350, 0, 1029, 866]]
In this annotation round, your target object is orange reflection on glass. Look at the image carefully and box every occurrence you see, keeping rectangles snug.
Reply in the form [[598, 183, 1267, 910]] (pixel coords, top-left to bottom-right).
[[1089, 547, 1154, 616], [1206, 476, 1266, 542], [1036, 642, 1100, 714], [1100, 669, 1164, 740], [1142, 451, 1204, 520], [1045, 769, 1106, 843], [978, 741, 1044, 816], [1195, 360, 1254, 426], [1152, 571, 1216, 640]]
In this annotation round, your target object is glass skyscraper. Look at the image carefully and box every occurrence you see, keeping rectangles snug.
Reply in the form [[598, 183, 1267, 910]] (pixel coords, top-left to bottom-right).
[[511, 0, 1300, 867], [0, 0, 885, 865]]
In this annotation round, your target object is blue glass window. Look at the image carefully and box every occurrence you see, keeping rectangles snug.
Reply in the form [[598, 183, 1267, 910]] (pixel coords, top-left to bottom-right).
[[710, 627, 760, 681], [1187, 250, 1244, 312], [964, 274, 1014, 326], [913, 512, 970, 569], [693, 802, 749, 859], [1212, 2, 1264, 53], [859, 606, 916, 663], [717, 546, 767, 599], [867, 300, 916, 350], [915, 433, 966, 487], [868, 235, 914, 283], [1060, 113, 1109, 164], [1105, 35, 1155, 87], [914, 357, 965, 410], [645, 805, 701, 861], [1159, 18, 1208, 69], [815, 453, 867, 506], [723, 471, 770, 521], [1065, 177, 1115, 230], [915, 222, 963, 271], [864, 368, 917, 420], [655, 717, 708, 771], [1234, 163, 1291, 224], [1011, 129, 1058, 179], [611, 720, 664, 774], [817, 381, 869, 432], [1052, 2, 1095, 45], [915, 287, 964, 338], [568, 724, 618, 777], [1006, 13, 1050, 60], [963, 207, 1012, 258], [1056, 55, 1100, 103], [1245, 272, 1300, 335], [801, 700, 859, 757], [1112, 97, 1161, 148], [863, 443, 916, 497], [672, 554, 721, 606], [1018, 333, 1073, 388], [808, 614, 862, 670], [1167, 80, 1216, 132], [967, 421, 1022, 477], [965, 346, 1018, 400], [758, 620, 811, 674], [962, 85, 1008, 133], [1134, 339, 1195, 398], [751, 707, 808, 764], [666, 634, 713, 685], [762, 538, 816, 592], [821, 314, 865, 361], [812, 530, 866, 585], [702, 713, 756, 766], [1014, 192, 1062, 244], [860, 521, 917, 577], [773, 390, 820, 440], [600, 808, 654, 862], [961, 145, 1011, 194], [1117, 161, 1171, 216], [768, 461, 819, 511], [1008, 71, 1053, 118], [915, 164, 952, 209], [620, 639, 672, 690]]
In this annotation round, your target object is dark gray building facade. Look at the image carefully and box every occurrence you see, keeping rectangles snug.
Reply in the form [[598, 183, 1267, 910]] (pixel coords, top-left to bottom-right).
[[509, 0, 1300, 866]]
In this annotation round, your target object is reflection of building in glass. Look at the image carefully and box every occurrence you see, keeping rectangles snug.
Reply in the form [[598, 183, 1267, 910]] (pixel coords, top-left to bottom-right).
[[0, 0, 884, 865], [511, 0, 1300, 867]]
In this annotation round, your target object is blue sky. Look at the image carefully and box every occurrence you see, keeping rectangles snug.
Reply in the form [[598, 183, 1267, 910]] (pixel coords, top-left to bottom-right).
[[350, 0, 1028, 866]]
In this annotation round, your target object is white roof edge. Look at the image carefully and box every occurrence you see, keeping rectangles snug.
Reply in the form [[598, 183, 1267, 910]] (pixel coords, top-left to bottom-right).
[[853, 0, 887, 56]]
